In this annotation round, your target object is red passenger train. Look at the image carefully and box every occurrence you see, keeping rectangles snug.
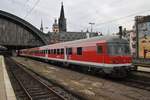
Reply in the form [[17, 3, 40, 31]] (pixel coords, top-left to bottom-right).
[[19, 36, 132, 77]]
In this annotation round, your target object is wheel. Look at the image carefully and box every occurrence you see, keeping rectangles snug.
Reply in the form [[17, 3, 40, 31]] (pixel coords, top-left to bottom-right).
[[63, 62, 69, 67]]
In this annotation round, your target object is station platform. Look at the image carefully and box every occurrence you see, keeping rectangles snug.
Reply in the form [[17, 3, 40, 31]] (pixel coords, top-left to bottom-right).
[[138, 66, 150, 73], [0, 56, 16, 100]]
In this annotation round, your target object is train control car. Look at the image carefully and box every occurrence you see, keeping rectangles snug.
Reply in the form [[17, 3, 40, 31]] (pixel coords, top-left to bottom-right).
[[19, 36, 132, 77]]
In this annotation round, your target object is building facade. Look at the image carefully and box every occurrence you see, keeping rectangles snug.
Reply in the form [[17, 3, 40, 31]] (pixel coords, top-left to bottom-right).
[[49, 32, 98, 44], [135, 15, 150, 59], [129, 30, 136, 57], [52, 19, 59, 33], [46, 3, 98, 44]]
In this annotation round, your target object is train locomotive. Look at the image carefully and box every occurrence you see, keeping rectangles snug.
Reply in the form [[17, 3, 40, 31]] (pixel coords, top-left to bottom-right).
[[19, 36, 132, 77]]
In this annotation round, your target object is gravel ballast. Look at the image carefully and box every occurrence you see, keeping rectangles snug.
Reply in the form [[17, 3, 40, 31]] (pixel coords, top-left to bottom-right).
[[12, 57, 150, 100]]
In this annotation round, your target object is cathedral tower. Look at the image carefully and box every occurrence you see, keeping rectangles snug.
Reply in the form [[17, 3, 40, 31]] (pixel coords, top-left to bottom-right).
[[58, 2, 67, 32], [52, 19, 59, 32]]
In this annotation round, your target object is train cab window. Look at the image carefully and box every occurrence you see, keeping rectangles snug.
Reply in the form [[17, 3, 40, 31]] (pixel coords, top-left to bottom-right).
[[57, 49, 60, 54], [61, 48, 64, 54], [97, 46, 103, 54], [54, 49, 56, 54], [107, 43, 130, 55], [77, 47, 82, 55]]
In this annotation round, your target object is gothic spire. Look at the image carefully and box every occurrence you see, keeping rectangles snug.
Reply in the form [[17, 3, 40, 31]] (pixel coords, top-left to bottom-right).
[[59, 2, 67, 32], [40, 19, 43, 32], [60, 2, 65, 19]]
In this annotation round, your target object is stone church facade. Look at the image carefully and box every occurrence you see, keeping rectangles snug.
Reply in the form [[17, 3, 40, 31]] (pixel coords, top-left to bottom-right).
[[45, 3, 98, 44]]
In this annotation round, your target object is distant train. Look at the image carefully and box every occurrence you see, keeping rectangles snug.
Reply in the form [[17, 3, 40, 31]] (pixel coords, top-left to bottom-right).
[[19, 36, 132, 77]]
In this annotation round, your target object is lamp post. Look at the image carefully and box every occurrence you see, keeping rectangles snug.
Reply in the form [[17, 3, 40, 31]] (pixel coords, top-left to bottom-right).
[[89, 22, 95, 32]]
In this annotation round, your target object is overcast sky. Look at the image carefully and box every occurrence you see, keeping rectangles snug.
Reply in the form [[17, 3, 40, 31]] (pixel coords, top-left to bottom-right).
[[0, 0, 150, 34]]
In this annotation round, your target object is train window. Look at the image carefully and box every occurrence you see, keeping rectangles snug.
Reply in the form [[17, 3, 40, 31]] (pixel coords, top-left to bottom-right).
[[54, 49, 56, 54], [124, 44, 130, 55], [97, 46, 103, 54], [61, 48, 64, 54], [46, 50, 48, 54], [51, 49, 53, 54], [66, 48, 68, 54], [57, 49, 60, 54], [67, 48, 72, 55], [48, 50, 51, 54], [108, 43, 130, 55], [77, 47, 82, 55]]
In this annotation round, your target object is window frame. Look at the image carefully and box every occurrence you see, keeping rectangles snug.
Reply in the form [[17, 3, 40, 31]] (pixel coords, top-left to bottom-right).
[[61, 48, 64, 54], [77, 47, 82, 55], [97, 45, 103, 54], [57, 49, 60, 54], [66, 48, 72, 55], [48, 49, 51, 54], [54, 49, 56, 54]]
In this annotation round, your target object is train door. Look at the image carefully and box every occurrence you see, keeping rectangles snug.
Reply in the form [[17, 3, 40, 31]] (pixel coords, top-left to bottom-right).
[[96, 43, 105, 66], [45, 49, 48, 58], [64, 46, 68, 61]]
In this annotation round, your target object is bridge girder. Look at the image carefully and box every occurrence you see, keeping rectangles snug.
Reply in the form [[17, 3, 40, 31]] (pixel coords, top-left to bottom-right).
[[0, 10, 49, 49]]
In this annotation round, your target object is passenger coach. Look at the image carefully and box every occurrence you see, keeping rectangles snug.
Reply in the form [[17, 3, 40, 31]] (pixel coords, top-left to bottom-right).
[[19, 36, 132, 77]]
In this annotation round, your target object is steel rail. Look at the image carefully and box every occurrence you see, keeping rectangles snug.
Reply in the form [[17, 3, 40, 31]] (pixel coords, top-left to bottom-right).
[[7, 58, 67, 100]]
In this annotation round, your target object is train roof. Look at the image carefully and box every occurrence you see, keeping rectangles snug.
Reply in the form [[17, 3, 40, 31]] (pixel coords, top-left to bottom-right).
[[21, 35, 128, 50], [40, 35, 128, 48]]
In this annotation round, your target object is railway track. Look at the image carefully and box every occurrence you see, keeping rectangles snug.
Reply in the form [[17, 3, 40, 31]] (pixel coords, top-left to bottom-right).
[[120, 71, 150, 91], [10, 57, 150, 94], [5, 57, 79, 100]]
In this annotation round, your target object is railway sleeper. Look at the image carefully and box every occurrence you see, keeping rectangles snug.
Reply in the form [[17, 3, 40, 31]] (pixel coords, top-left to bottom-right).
[[28, 89, 47, 93], [29, 91, 49, 95], [33, 95, 53, 99]]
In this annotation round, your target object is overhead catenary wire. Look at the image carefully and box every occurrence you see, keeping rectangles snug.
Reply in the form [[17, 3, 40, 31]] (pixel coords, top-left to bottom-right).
[[22, 0, 30, 8], [24, 0, 40, 19], [96, 9, 150, 27], [92, 9, 150, 34], [81, 9, 150, 32]]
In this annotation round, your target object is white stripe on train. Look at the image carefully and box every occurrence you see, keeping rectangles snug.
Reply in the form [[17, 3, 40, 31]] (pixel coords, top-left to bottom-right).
[[21, 54, 131, 68]]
